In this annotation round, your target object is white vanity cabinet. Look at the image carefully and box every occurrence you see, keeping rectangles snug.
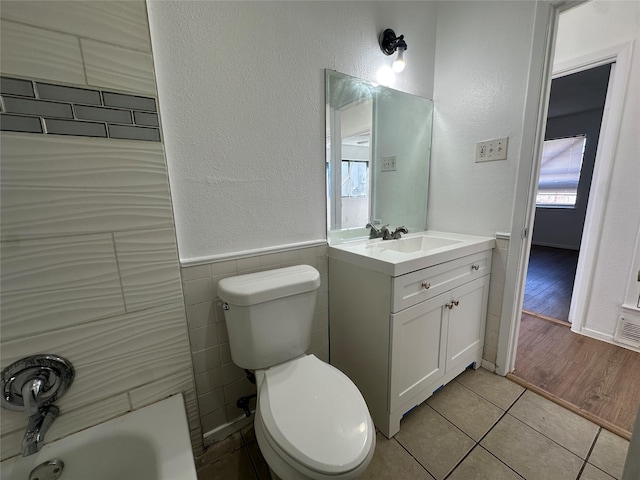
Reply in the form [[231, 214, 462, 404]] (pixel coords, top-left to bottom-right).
[[329, 248, 492, 438]]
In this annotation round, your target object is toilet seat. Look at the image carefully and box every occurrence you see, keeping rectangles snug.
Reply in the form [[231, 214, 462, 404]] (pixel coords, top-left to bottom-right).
[[258, 355, 374, 476]]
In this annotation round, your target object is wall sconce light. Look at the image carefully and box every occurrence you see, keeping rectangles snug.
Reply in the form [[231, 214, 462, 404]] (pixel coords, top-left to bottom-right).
[[379, 28, 407, 73]]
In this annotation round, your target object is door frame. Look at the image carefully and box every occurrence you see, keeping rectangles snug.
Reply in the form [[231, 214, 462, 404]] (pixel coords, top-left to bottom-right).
[[495, 1, 634, 375]]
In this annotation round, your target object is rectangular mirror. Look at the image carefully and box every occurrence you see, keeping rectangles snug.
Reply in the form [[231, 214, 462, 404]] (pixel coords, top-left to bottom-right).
[[325, 70, 433, 243]]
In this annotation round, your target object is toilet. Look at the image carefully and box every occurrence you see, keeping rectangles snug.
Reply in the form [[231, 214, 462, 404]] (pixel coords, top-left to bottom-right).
[[218, 265, 375, 480]]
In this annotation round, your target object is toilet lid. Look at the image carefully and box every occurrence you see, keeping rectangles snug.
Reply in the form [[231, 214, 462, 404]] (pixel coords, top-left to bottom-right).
[[259, 355, 374, 475]]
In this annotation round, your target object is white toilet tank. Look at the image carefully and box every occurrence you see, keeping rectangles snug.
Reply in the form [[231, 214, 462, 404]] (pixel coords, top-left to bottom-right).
[[217, 265, 321, 370]]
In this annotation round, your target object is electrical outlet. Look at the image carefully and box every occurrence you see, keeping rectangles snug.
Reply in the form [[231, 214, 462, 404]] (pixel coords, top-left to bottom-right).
[[381, 155, 397, 172], [476, 137, 509, 162]]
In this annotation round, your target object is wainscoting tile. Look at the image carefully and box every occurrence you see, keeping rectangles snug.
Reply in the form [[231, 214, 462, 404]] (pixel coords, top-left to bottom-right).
[[192, 346, 221, 374], [184, 277, 215, 306], [198, 388, 226, 417], [189, 324, 219, 353], [0, 0, 152, 52], [36, 82, 101, 105], [195, 368, 223, 395], [221, 362, 245, 385], [0, 20, 85, 86], [1, 76, 35, 97], [186, 301, 216, 329], [44, 118, 108, 138], [222, 378, 256, 408], [182, 264, 212, 282], [114, 228, 183, 311], [184, 388, 204, 455], [81, 38, 156, 95], [201, 408, 228, 434], [211, 260, 237, 276], [0, 134, 174, 239], [1, 303, 192, 414], [0, 114, 43, 133], [236, 256, 260, 273], [0, 234, 125, 340]]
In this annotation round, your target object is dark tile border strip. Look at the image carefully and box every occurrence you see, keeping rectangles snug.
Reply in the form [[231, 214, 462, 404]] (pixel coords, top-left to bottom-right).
[[0, 76, 160, 142]]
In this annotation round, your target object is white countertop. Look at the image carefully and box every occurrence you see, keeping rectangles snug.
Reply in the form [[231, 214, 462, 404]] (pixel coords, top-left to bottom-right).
[[329, 230, 496, 277]]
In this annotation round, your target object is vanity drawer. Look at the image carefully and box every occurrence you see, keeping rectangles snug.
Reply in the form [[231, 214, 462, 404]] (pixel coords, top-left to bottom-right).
[[391, 249, 492, 313]]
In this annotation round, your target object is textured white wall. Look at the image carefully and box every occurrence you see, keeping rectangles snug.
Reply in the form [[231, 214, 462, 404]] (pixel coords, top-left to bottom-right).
[[555, 0, 640, 336], [147, 1, 437, 262], [429, 0, 539, 236]]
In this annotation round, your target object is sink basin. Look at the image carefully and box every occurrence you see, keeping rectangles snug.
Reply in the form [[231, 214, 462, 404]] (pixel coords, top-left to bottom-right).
[[378, 235, 462, 254], [329, 231, 496, 276]]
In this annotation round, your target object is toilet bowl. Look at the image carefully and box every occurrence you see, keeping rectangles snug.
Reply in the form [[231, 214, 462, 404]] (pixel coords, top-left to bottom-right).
[[218, 265, 375, 479], [254, 354, 375, 479]]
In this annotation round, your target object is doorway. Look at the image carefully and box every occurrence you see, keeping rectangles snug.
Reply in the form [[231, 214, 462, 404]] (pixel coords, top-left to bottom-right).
[[522, 64, 611, 324]]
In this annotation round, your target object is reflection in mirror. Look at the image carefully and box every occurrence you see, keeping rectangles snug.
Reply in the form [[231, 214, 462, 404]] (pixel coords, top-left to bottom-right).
[[325, 70, 433, 243]]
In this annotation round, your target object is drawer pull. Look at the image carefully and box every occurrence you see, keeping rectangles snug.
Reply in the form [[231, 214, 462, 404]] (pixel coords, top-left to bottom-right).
[[421, 282, 431, 290], [445, 302, 454, 310], [452, 300, 459, 307], [471, 264, 480, 271]]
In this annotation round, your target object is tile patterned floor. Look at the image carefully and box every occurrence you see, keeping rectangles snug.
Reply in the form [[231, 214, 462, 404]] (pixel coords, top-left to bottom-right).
[[196, 367, 630, 480]]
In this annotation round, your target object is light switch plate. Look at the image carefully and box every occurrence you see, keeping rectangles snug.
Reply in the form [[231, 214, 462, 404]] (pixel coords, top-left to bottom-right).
[[381, 155, 397, 172], [476, 137, 509, 162]]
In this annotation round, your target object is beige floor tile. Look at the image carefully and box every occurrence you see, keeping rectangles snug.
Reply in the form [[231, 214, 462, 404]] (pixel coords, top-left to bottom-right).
[[247, 441, 271, 480], [396, 404, 475, 480], [360, 432, 435, 480], [481, 414, 583, 480], [197, 446, 256, 480], [427, 381, 504, 441], [455, 367, 524, 410], [588, 429, 630, 479], [580, 464, 616, 480], [509, 390, 599, 458], [447, 446, 522, 480]]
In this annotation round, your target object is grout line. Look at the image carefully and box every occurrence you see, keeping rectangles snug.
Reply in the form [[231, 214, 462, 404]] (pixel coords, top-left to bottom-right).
[[110, 232, 128, 312], [575, 428, 601, 480]]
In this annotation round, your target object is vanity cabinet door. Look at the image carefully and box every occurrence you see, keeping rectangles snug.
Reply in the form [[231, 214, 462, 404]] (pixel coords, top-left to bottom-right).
[[445, 275, 490, 374], [389, 293, 448, 413]]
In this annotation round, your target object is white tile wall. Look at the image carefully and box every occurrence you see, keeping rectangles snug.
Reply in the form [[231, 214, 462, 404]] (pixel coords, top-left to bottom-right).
[[0, 1, 202, 460], [0, 19, 85, 85], [81, 38, 156, 95], [181, 245, 330, 435], [0, 1, 152, 52], [0, 135, 174, 240]]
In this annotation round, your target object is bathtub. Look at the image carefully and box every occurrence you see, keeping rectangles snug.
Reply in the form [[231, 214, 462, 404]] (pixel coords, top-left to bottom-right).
[[0, 394, 197, 480]]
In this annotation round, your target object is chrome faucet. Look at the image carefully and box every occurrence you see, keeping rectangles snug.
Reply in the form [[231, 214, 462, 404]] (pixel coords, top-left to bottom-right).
[[22, 404, 59, 456], [390, 226, 409, 239], [1, 354, 74, 456], [366, 223, 391, 240]]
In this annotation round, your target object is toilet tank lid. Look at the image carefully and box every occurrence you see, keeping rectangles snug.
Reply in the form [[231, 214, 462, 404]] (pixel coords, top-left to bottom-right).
[[217, 265, 320, 306]]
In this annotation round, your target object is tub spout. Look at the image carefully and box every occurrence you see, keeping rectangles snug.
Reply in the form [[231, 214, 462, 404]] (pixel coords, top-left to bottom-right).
[[22, 405, 59, 456]]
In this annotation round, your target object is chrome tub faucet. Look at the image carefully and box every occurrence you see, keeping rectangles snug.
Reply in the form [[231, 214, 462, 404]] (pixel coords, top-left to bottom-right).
[[1, 354, 74, 456]]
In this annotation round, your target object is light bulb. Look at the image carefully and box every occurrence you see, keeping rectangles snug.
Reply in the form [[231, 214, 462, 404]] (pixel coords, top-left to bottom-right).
[[392, 48, 406, 73], [376, 66, 395, 86]]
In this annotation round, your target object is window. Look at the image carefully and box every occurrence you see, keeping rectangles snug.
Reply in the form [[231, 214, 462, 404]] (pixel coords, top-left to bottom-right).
[[536, 135, 587, 207], [341, 160, 369, 198]]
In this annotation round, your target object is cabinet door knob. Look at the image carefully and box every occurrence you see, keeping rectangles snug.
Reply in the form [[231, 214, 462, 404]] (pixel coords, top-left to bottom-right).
[[445, 302, 454, 310], [453, 300, 459, 307], [422, 282, 431, 290], [471, 264, 480, 271]]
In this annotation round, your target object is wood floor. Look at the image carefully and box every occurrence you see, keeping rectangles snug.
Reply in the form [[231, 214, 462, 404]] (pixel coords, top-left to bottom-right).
[[511, 312, 640, 438], [523, 245, 579, 322]]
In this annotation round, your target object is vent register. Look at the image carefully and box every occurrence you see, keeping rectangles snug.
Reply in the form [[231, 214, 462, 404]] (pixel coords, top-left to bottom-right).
[[0, 76, 160, 142]]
